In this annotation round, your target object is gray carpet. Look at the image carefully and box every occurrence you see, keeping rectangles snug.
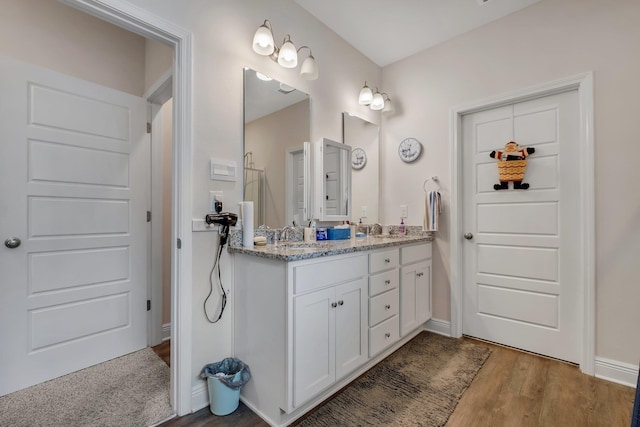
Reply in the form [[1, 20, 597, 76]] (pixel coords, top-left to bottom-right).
[[0, 347, 173, 427], [298, 332, 491, 427]]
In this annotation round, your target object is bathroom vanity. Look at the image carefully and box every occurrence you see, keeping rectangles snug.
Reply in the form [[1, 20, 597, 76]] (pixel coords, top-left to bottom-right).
[[230, 235, 432, 426]]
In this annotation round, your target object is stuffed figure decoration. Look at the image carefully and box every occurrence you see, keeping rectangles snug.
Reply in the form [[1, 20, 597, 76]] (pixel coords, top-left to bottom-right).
[[490, 141, 535, 190]]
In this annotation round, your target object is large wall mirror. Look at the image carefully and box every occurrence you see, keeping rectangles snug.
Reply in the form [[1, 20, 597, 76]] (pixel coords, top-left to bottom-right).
[[343, 113, 379, 223], [243, 68, 310, 228]]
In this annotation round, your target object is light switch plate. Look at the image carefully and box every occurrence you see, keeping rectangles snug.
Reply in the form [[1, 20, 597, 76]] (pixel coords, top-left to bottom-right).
[[361, 206, 368, 218], [400, 204, 408, 218]]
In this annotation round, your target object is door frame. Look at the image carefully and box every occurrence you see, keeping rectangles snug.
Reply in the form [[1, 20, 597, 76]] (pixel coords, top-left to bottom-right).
[[60, 0, 193, 415], [449, 72, 595, 374]]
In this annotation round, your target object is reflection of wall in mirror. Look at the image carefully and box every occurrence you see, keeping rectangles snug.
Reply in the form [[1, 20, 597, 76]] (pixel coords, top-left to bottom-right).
[[245, 99, 310, 227], [344, 115, 379, 223]]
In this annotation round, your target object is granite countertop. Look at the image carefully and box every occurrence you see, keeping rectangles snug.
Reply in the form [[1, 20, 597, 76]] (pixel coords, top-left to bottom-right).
[[228, 234, 433, 262]]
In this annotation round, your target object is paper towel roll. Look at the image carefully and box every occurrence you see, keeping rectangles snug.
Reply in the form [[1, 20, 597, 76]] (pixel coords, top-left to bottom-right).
[[242, 201, 254, 247]]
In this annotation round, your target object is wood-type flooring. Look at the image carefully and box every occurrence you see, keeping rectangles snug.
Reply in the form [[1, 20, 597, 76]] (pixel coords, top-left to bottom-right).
[[153, 337, 635, 427]]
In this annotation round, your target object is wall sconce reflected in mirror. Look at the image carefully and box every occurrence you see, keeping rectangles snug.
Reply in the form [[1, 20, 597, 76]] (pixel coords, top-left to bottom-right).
[[358, 81, 394, 113], [252, 20, 318, 80]]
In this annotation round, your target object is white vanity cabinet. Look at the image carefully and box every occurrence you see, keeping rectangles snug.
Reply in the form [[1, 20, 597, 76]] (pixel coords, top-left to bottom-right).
[[233, 252, 368, 423], [292, 274, 367, 407], [232, 239, 432, 427], [400, 243, 432, 336]]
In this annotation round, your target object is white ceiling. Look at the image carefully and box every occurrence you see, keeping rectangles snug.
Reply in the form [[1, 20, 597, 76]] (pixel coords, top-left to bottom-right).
[[295, 0, 541, 67]]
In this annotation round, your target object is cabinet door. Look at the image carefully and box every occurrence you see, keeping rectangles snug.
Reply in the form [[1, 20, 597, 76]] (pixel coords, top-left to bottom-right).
[[293, 287, 336, 407], [335, 277, 368, 380], [416, 260, 432, 324], [400, 260, 431, 336]]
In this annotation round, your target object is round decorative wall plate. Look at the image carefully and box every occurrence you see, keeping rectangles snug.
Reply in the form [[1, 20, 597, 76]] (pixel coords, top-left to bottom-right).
[[351, 147, 367, 170], [398, 137, 422, 163]]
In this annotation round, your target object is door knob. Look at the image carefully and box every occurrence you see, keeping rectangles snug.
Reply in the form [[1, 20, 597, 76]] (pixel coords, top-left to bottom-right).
[[4, 237, 21, 248], [463, 232, 473, 240]]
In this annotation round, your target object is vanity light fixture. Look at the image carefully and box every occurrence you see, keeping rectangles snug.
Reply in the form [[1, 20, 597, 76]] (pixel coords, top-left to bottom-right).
[[252, 20, 318, 80], [358, 82, 394, 113]]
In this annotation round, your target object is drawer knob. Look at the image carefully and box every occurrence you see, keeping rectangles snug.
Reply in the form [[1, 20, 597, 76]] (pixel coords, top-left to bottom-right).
[[331, 302, 337, 308], [385, 279, 391, 285], [338, 300, 344, 306], [384, 258, 391, 263], [385, 304, 391, 310], [385, 332, 391, 338]]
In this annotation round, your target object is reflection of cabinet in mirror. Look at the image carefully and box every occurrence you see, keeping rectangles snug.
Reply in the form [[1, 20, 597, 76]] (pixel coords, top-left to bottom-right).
[[314, 138, 352, 221]]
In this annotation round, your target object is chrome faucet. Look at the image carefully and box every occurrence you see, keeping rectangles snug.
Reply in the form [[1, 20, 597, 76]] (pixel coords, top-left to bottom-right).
[[280, 225, 295, 242]]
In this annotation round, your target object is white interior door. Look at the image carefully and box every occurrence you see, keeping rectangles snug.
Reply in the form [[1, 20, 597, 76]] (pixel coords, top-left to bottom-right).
[[0, 57, 149, 395], [461, 90, 581, 363]]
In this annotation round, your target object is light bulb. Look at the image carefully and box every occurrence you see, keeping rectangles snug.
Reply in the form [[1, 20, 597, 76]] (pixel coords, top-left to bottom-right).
[[358, 83, 373, 105], [252, 23, 274, 56], [370, 92, 384, 110], [277, 37, 298, 68]]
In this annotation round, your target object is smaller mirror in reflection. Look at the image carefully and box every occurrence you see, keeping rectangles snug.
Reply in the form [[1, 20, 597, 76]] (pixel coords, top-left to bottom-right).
[[244, 68, 310, 228], [343, 113, 379, 223]]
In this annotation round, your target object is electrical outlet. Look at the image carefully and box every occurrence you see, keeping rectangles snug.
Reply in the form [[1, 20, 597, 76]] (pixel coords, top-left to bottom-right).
[[209, 191, 223, 212], [361, 206, 368, 218], [400, 204, 408, 218]]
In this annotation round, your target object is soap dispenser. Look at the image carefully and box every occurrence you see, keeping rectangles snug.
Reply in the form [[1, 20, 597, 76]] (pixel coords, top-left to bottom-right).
[[398, 218, 406, 235]]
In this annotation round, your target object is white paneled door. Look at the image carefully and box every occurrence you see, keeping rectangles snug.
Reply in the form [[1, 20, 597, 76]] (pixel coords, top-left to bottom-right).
[[462, 90, 581, 363], [0, 57, 149, 395]]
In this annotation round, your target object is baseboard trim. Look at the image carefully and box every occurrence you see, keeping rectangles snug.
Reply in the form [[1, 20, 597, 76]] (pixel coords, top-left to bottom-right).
[[191, 381, 209, 413], [424, 318, 451, 337], [162, 323, 171, 341], [595, 357, 638, 388]]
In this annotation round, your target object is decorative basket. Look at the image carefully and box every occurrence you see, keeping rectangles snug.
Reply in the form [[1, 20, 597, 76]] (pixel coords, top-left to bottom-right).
[[497, 160, 527, 182]]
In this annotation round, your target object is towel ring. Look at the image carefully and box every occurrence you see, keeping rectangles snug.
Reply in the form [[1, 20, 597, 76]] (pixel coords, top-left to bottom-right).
[[423, 176, 440, 192]]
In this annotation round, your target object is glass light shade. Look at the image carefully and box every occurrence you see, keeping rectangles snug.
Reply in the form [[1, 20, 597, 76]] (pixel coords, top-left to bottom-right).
[[358, 85, 373, 105], [300, 54, 318, 80], [382, 97, 394, 113], [370, 92, 385, 110], [252, 25, 275, 56], [278, 40, 298, 68], [255, 71, 272, 81]]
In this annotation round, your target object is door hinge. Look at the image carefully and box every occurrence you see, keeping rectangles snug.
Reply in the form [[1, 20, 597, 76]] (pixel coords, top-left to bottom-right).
[[177, 238, 182, 249], [147, 211, 151, 222], [147, 300, 151, 311], [146, 122, 152, 133]]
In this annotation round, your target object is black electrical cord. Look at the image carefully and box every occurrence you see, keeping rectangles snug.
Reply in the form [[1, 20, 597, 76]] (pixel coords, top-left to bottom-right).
[[204, 226, 227, 323]]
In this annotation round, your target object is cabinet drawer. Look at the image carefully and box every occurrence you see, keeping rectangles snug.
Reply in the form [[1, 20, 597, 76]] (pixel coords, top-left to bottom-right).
[[401, 243, 432, 265], [369, 269, 399, 297], [293, 254, 367, 294], [369, 288, 399, 327], [369, 248, 399, 274], [369, 315, 400, 357]]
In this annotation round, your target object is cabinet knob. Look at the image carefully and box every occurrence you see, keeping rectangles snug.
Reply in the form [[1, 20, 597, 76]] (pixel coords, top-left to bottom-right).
[[417, 272, 424, 277], [331, 302, 337, 308], [385, 332, 391, 339], [384, 258, 390, 263], [338, 300, 344, 306], [385, 280, 391, 285], [385, 304, 391, 310]]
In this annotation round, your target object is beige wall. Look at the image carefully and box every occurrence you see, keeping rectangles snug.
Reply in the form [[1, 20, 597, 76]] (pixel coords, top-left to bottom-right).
[[245, 100, 310, 228], [0, 0, 146, 96], [381, 0, 640, 364], [145, 38, 173, 93]]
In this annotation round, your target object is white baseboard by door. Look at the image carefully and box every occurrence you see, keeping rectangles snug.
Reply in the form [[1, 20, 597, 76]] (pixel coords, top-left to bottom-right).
[[595, 357, 638, 388], [162, 323, 171, 341], [424, 318, 451, 337], [192, 381, 209, 412]]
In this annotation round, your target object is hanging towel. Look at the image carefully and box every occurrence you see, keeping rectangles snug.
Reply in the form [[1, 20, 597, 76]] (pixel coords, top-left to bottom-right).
[[424, 190, 442, 231]]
